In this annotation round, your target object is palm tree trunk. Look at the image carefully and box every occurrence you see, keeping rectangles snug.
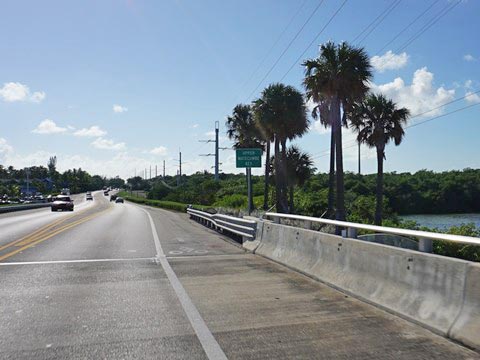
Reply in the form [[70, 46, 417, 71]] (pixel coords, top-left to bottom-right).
[[280, 138, 289, 213], [274, 137, 283, 213], [289, 185, 294, 213], [328, 127, 335, 218], [263, 141, 270, 210], [375, 146, 384, 225], [333, 95, 346, 222]]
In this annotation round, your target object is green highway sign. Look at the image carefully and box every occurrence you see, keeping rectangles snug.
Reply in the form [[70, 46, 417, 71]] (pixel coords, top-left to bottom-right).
[[236, 148, 262, 168]]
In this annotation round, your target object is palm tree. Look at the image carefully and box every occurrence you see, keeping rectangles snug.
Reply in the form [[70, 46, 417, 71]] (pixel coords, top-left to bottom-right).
[[226, 104, 264, 149], [254, 83, 308, 213], [285, 146, 315, 213], [303, 41, 372, 221], [226, 104, 265, 211], [252, 99, 274, 210], [349, 93, 410, 225]]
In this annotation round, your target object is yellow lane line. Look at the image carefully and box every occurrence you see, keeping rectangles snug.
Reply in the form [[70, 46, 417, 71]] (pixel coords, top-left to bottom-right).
[[14, 210, 103, 247], [0, 206, 93, 252], [0, 207, 113, 262]]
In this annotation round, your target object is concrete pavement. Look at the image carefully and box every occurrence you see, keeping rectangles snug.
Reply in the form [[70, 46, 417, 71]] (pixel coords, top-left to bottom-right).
[[0, 193, 478, 359]]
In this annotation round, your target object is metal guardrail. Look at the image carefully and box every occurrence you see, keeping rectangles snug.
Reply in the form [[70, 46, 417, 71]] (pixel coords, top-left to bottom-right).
[[265, 212, 480, 253], [187, 208, 256, 239], [0, 203, 51, 214]]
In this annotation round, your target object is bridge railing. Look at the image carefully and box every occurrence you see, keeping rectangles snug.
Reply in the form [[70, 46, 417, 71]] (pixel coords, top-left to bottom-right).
[[265, 212, 480, 253], [187, 208, 256, 239]]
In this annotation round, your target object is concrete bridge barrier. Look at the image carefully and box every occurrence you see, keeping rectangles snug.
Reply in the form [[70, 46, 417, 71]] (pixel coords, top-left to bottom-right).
[[449, 263, 480, 349], [251, 221, 479, 350]]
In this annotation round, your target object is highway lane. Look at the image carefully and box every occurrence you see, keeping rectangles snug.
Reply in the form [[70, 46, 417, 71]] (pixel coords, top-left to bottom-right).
[[0, 198, 479, 359], [0, 192, 95, 250]]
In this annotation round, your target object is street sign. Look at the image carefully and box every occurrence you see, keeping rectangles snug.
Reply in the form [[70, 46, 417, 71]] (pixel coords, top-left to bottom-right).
[[236, 148, 262, 168]]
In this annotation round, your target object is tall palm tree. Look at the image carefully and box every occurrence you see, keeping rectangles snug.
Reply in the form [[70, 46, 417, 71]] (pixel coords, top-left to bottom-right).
[[226, 104, 265, 211], [303, 41, 372, 221], [252, 99, 274, 210], [254, 83, 308, 213], [349, 93, 410, 225], [226, 104, 264, 149], [285, 145, 315, 213]]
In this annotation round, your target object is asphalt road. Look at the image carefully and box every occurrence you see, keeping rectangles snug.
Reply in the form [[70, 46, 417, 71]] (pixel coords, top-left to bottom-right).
[[0, 192, 478, 359]]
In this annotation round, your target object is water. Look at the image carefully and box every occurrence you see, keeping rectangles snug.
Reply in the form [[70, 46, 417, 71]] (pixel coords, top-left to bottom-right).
[[400, 213, 480, 230]]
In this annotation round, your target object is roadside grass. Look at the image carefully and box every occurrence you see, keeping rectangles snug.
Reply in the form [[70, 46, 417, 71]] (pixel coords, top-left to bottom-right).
[[118, 191, 206, 212]]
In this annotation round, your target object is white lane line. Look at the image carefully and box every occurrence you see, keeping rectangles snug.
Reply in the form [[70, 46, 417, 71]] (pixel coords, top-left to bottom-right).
[[0, 257, 154, 266], [141, 207, 228, 360]]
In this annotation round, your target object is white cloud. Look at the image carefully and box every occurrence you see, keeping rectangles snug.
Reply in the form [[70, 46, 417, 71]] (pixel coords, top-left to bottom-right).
[[371, 51, 409, 73], [91, 137, 126, 151], [370, 67, 455, 118], [113, 104, 128, 113], [0, 138, 14, 162], [0, 82, 46, 103], [463, 54, 476, 62], [191, 124, 199, 128], [465, 91, 480, 104], [74, 126, 107, 137], [150, 146, 168, 156], [205, 131, 215, 137], [32, 119, 67, 134], [312, 120, 329, 135], [31, 91, 46, 103]]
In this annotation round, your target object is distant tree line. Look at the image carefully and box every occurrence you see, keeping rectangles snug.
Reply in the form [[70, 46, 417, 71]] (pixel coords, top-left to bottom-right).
[[140, 169, 480, 220], [0, 160, 125, 196]]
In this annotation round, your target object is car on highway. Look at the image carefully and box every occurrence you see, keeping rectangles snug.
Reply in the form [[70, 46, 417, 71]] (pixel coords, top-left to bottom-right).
[[104, 190, 109, 196], [115, 197, 124, 203], [86, 193, 93, 201], [51, 195, 74, 212], [110, 194, 117, 202]]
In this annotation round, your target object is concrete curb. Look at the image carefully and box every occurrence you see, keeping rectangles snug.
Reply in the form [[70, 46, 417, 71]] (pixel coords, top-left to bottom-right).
[[0, 203, 51, 214], [254, 220, 480, 351]]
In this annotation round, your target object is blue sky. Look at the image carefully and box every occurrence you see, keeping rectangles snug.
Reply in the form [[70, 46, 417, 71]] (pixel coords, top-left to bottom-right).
[[0, 0, 479, 178]]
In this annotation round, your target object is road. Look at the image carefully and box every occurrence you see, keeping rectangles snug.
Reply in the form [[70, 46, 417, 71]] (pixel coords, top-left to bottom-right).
[[0, 192, 478, 359]]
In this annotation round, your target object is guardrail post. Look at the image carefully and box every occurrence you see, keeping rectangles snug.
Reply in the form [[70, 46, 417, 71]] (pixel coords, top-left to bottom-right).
[[347, 227, 357, 239], [274, 217, 280, 224], [419, 238, 433, 253], [304, 220, 312, 230]]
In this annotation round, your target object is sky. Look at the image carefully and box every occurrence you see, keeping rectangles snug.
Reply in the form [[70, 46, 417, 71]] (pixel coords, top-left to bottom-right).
[[0, 0, 479, 179]]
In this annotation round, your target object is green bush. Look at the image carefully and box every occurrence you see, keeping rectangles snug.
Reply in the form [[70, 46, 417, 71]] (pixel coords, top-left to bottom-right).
[[214, 194, 248, 208], [120, 192, 190, 212]]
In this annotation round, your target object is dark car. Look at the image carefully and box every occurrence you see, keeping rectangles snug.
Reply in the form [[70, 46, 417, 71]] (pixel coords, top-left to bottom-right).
[[110, 194, 118, 202], [104, 191, 109, 196], [51, 195, 74, 211], [115, 197, 124, 203]]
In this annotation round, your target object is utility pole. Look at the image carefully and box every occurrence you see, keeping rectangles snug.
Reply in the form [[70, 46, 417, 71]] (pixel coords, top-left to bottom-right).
[[178, 149, 182, 185], [145, 168, 147, 180], [149, 165, 152, 180], [163, 160, 165, 178], [155, 165, 157, 178], [358, 142, 361, 175], [199, 121, 227, 181], [215, 121, 219, 181]]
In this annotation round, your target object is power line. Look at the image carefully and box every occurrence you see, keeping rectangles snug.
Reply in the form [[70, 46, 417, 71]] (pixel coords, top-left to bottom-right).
[[375, 0, 440, 55], [309, 90, 480, 159], [280, 0, 349, 82], [406, 102, 480, 129], [245, 0, 326, 101], [352, 0, 400, 44], [356, 0, 403, 46], [311, 101, 480, 160], [233, 0, 308, 102], [396, 0, 461, 52]]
